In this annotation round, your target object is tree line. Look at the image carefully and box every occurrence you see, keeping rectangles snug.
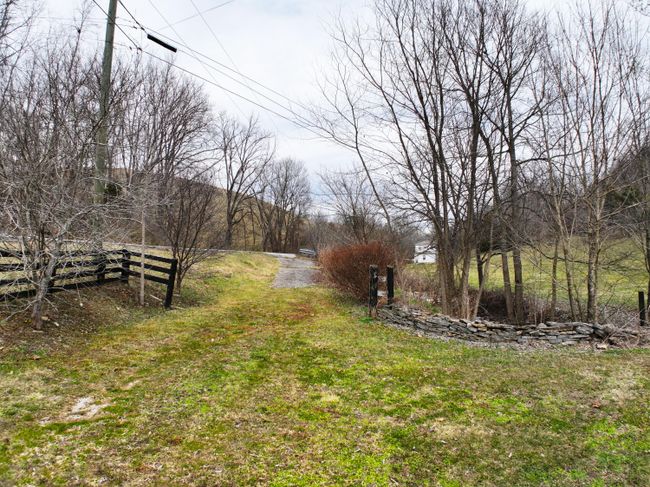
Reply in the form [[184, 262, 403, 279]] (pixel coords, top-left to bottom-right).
[[313, 0, 650, 323], [0, 2, 310, 328]]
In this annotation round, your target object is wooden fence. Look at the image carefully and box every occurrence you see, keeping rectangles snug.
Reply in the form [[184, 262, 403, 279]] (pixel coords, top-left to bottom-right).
[[0, 248, 178, 308]]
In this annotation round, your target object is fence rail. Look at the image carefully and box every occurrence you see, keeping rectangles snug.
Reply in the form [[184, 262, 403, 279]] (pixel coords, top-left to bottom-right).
[[0, 249, 178, 308]]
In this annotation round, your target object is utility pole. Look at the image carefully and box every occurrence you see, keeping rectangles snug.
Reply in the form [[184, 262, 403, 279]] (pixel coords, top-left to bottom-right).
[[94, 0, 118, 204]]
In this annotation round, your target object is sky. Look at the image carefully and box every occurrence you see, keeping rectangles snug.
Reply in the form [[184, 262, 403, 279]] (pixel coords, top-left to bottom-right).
[[39, 0, 574, 211], [39, 0, 365, 181]]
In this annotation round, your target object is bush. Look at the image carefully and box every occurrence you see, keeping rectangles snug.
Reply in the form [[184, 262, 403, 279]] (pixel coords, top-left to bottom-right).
[[319, 241, 396, 301], [397, 264, 441, 311]]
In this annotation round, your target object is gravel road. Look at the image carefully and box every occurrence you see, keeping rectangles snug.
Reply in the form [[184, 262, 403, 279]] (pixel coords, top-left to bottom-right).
[[270, 254, 320, 288]]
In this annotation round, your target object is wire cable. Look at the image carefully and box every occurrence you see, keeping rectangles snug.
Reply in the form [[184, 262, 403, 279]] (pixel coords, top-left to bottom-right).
[[122, 15, 313, 115], [91, 2, 348, 149], [145, 0, 249, 118], [187, 0, 283, 135], [117, 3, 316, 131], [90, 0, 141, 51], [159, 0, 236, 30]]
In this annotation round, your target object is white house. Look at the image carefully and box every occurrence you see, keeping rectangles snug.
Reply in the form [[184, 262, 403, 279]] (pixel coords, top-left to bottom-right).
[[413, 240, 437, 264]]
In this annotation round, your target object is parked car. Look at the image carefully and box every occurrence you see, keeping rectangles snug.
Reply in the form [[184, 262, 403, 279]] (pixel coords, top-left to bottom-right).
[[298, 248, 317, 258]]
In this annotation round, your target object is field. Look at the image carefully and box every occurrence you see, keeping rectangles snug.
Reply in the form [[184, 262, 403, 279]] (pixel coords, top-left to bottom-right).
[[0, 253, 649, 486], [407, 240, 648, 311]]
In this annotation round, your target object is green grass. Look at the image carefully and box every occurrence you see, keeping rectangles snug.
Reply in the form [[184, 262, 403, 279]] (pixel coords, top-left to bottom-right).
[[0, 252, 649, 485], [407, 239, 648, 309]]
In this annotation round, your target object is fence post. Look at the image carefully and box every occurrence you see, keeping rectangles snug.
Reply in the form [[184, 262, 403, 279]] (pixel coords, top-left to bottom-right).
[[120, 249, 130, 283], [164, 258, 178, 309], [369, 265, 378, 317], [96, 252, 106, 283], [387, 265, 394, 308], [640, 291, 647, 327]]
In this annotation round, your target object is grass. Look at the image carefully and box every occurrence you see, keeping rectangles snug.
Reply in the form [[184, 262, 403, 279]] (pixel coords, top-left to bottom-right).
[[407, 239, 648, 310], [0, 252, 649, 485]]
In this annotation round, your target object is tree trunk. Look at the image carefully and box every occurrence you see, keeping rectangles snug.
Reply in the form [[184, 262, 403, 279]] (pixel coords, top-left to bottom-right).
[[31, 253, 58, 330], [460, 245, 472, 319], [140, 206, 146, 306], [476, 245, 484, 288], [176, 269, 183, 294], [224, 212, 234, 249], [31, 298, 44, 330], [509, 163, 525, 322], [550, 238, 559, 320], [562, 239, 577, 321], [645, 225, 650, 306], [501, 249, 515, 321], [437, 240, 455, 316], [506, 89, 525, 323], [586, 225, 599, 323], [473, 251, 494, 320], [512, 247, 525, 323]]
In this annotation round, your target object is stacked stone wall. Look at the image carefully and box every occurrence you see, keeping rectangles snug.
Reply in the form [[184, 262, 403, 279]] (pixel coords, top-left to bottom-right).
[[377, 307, 644, 347]]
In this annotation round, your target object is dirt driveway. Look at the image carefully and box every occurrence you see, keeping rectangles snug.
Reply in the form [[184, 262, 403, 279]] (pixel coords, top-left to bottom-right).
[[269, 254, 320, 288]]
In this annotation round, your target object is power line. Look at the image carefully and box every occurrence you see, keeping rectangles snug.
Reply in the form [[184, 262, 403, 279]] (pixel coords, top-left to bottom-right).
[[109, 35, 322, 137], [91, 0, 141, 51], [187, 0, 283, 135], [114, 3, 317, 132], [154, 27, 311, 119], [159, 0, 236, 30], [145, 0, 248, 119], [122, 15, 313, 116], [137, 46, 324, 137], [140, 24, 316, 129], [50, 3, 334, 147], [91, 1, 338, 147], [189, 0, 235, 67], [116, 0, 145, 31], [109, 1, 317, 132]]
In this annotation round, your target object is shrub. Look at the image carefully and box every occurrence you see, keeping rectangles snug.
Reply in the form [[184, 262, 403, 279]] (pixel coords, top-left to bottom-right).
[[397, 264, 441, 311], [319, 241, 396, 301]]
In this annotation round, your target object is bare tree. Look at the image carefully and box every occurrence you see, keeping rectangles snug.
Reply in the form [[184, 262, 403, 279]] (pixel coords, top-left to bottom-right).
[[256, 158, 311, 253], [628, 0, 650, 15], [0, 0, 35, 69], [156, 170, 224, 291], [0, 0, 37, 116], [0, 29, 125, 329], [214, 113, 273, 249], [319, 169, 379, 244], [479, 0, 546, 322], [547, 1, 645, 322], [112, 59, 215, 302], [315, 0, 496, 318]]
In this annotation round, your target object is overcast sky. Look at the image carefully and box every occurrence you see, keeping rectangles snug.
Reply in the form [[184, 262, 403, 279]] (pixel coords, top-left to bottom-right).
[[40, 0, 576, 208], [40, 0, 365, 180]]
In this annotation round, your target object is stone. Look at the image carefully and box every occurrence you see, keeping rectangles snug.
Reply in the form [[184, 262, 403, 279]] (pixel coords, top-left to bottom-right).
[[575, 325, 593, 335], [376, 306, 628, 348], [592, 328, 609, 339]]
